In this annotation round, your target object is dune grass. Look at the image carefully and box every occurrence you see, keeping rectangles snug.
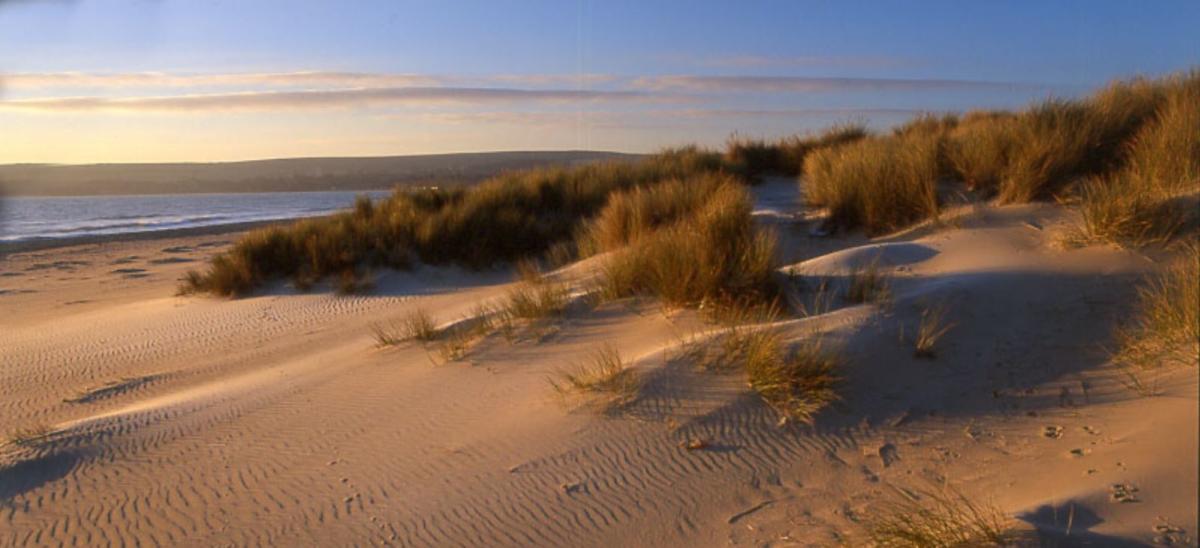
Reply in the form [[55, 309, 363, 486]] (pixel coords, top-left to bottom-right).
[[743, 328, 842, 425], [998, 77, 1169, 203], [578, 173, 735, 255], [912, 303, 955, 359], [945, 111, 1018, 192], [1078, 75, 1200, 245], [181, 147, 725, 296], [500, 277, 570, 321], [596, 178, 779, 307], [844, 259, 892, 304], [549, 344, 640, 407], [804, 132, 943, 235], [797, 70, 1197, 235], [1114, 244, 1200, 372], [724, 123, 868, 179], [370, 308, 440, 346], [866, 485, 1015, 547]]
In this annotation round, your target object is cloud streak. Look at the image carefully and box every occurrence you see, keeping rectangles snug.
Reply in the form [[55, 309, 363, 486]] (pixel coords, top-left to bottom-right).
[[0, 86, 655, 112], [632, 75, 1038, 93], [1, 71, 442, 89]]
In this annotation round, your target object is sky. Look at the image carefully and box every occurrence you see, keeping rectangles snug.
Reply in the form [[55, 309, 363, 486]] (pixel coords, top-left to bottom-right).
[[0, 0, 1197, 164]]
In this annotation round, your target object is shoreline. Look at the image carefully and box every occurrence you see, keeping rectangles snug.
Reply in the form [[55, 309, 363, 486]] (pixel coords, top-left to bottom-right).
[[0, 218, 296, 255]]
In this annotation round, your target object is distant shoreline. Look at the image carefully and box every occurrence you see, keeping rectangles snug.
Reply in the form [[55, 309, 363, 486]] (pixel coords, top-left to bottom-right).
[[0, 150, 637, 197], [0, 218, 286, 254]]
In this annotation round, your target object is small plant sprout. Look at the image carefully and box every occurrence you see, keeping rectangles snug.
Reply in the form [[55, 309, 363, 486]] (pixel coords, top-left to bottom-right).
[[913, 303, 956, 359]]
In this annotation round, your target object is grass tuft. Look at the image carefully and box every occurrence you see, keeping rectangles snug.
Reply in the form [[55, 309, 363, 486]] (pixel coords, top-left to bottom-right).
[[724, 124, 868, 179], [913, 303, 955, 359], [597, 177, 779, 307], [371, 308, 440, 346], [804, 133, 942, 235], [744, 329, 842, 425], [845, 259, 892, 304], [501, 278, 570, 321], [1113, 244, 1200, 373], [866, 485, 1016, 547], [550, 344, 641, 407]]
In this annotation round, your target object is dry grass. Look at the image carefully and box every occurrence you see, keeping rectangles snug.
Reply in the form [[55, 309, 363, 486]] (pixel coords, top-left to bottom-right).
[[794, 71, 1195, 235], [724, 124, 868, 179], [1114, 244, 1200, 373], [1078, 73, 1200, 246], [182, 147, 724, 296], [501, 278, 570, 321], [804, 133, 942, 235], [913, 303, 955, 359], [598, 178, 779, 307], [744, 329, 842, 425], [946, 111, 1019, 193], [998, 77, 1172, 203], [866, 485, 1016, 547], [579, 173, 733, 255], [370, 308, 440, 346], [845, 259, 892, 304], [550, 344, 641, 407], [434, 328, 475, 364]]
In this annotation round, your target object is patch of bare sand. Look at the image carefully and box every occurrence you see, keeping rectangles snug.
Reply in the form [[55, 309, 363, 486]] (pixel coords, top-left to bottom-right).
[[1, 179, 1195, 546]]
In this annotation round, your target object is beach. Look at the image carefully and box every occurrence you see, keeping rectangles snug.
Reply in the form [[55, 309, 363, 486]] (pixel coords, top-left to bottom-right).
[[1, 178, 1195, 546]]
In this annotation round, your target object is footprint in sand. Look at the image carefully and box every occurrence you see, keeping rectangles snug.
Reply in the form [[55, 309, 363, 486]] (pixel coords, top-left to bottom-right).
[[1110, 483, 1140, 503], [110, 268, 150, 278], [1043, 425, 1064, 439]]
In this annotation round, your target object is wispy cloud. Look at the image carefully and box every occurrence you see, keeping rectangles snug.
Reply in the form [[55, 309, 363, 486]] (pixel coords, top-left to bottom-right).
[[699, 54, 914, 69], [417, 107, 942, 129], [632, 75, 1037, 93], [0, 71, 442, 89], [0, 86, 655, 112]]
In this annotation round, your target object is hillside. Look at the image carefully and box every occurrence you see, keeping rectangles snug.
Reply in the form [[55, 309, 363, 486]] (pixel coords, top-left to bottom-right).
[[0, 151, 638, 196]]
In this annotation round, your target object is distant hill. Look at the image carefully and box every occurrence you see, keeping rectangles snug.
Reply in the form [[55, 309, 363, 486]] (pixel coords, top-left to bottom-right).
[[0, 151, 639, 197]]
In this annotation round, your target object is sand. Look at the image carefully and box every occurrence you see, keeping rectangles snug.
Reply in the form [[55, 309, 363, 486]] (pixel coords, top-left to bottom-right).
[[1, 179, 1195, 546]]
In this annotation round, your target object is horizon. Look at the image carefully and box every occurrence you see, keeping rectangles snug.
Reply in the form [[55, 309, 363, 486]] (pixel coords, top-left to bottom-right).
[[2, 1, 1198, 164]]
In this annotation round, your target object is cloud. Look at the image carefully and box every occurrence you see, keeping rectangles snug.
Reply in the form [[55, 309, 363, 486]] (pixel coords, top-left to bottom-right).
[[0, 71, 442, 89], [415, 107, 943, 130], [631, 75, 1037, 93], [700, 54, 913, 69], [483, 73, 619, 87], [0, 86, 654, 112]]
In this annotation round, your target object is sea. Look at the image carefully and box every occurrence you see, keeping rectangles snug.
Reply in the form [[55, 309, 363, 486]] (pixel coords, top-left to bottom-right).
[[0, 191, 390, 243]]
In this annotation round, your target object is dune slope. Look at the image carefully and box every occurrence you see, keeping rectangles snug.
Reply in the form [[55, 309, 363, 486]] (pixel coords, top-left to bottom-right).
[[1, 179, 1195, 546]]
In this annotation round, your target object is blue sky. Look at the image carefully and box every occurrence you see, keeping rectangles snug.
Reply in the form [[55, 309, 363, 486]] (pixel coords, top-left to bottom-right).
[[1, 0, 1197, 163]]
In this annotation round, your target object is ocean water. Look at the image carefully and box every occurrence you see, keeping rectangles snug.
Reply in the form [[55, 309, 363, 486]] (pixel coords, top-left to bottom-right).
[[0, 191, 389, 243]]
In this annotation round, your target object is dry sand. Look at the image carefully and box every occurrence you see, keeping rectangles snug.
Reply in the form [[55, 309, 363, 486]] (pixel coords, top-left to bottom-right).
[[1, 179, 1195, 546]]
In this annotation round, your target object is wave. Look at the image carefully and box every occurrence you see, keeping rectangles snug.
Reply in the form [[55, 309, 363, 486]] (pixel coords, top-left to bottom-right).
[[0, 191, 387, 243]]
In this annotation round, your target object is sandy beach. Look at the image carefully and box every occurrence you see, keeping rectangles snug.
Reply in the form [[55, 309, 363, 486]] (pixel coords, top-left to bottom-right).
[[1, 178, 1194, 546]]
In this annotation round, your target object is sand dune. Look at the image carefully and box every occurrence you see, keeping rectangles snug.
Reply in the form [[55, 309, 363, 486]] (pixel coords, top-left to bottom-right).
[[1, 179, 1195, 546]]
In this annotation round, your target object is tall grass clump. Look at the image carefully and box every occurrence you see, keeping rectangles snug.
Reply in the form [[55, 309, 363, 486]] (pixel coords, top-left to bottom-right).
[[182, 147, 725, 296], [1113, 244, 1200, 371], [598, 179, 778, 307], [946, 111, 1019, 192], [866, 485, 1016, 547], [998, 76, 1171, 203], [725, 124, 868, 179], [578, 173, 733, 254], [804, 133, 942, 234], [1079, 72, 1200, 245]]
